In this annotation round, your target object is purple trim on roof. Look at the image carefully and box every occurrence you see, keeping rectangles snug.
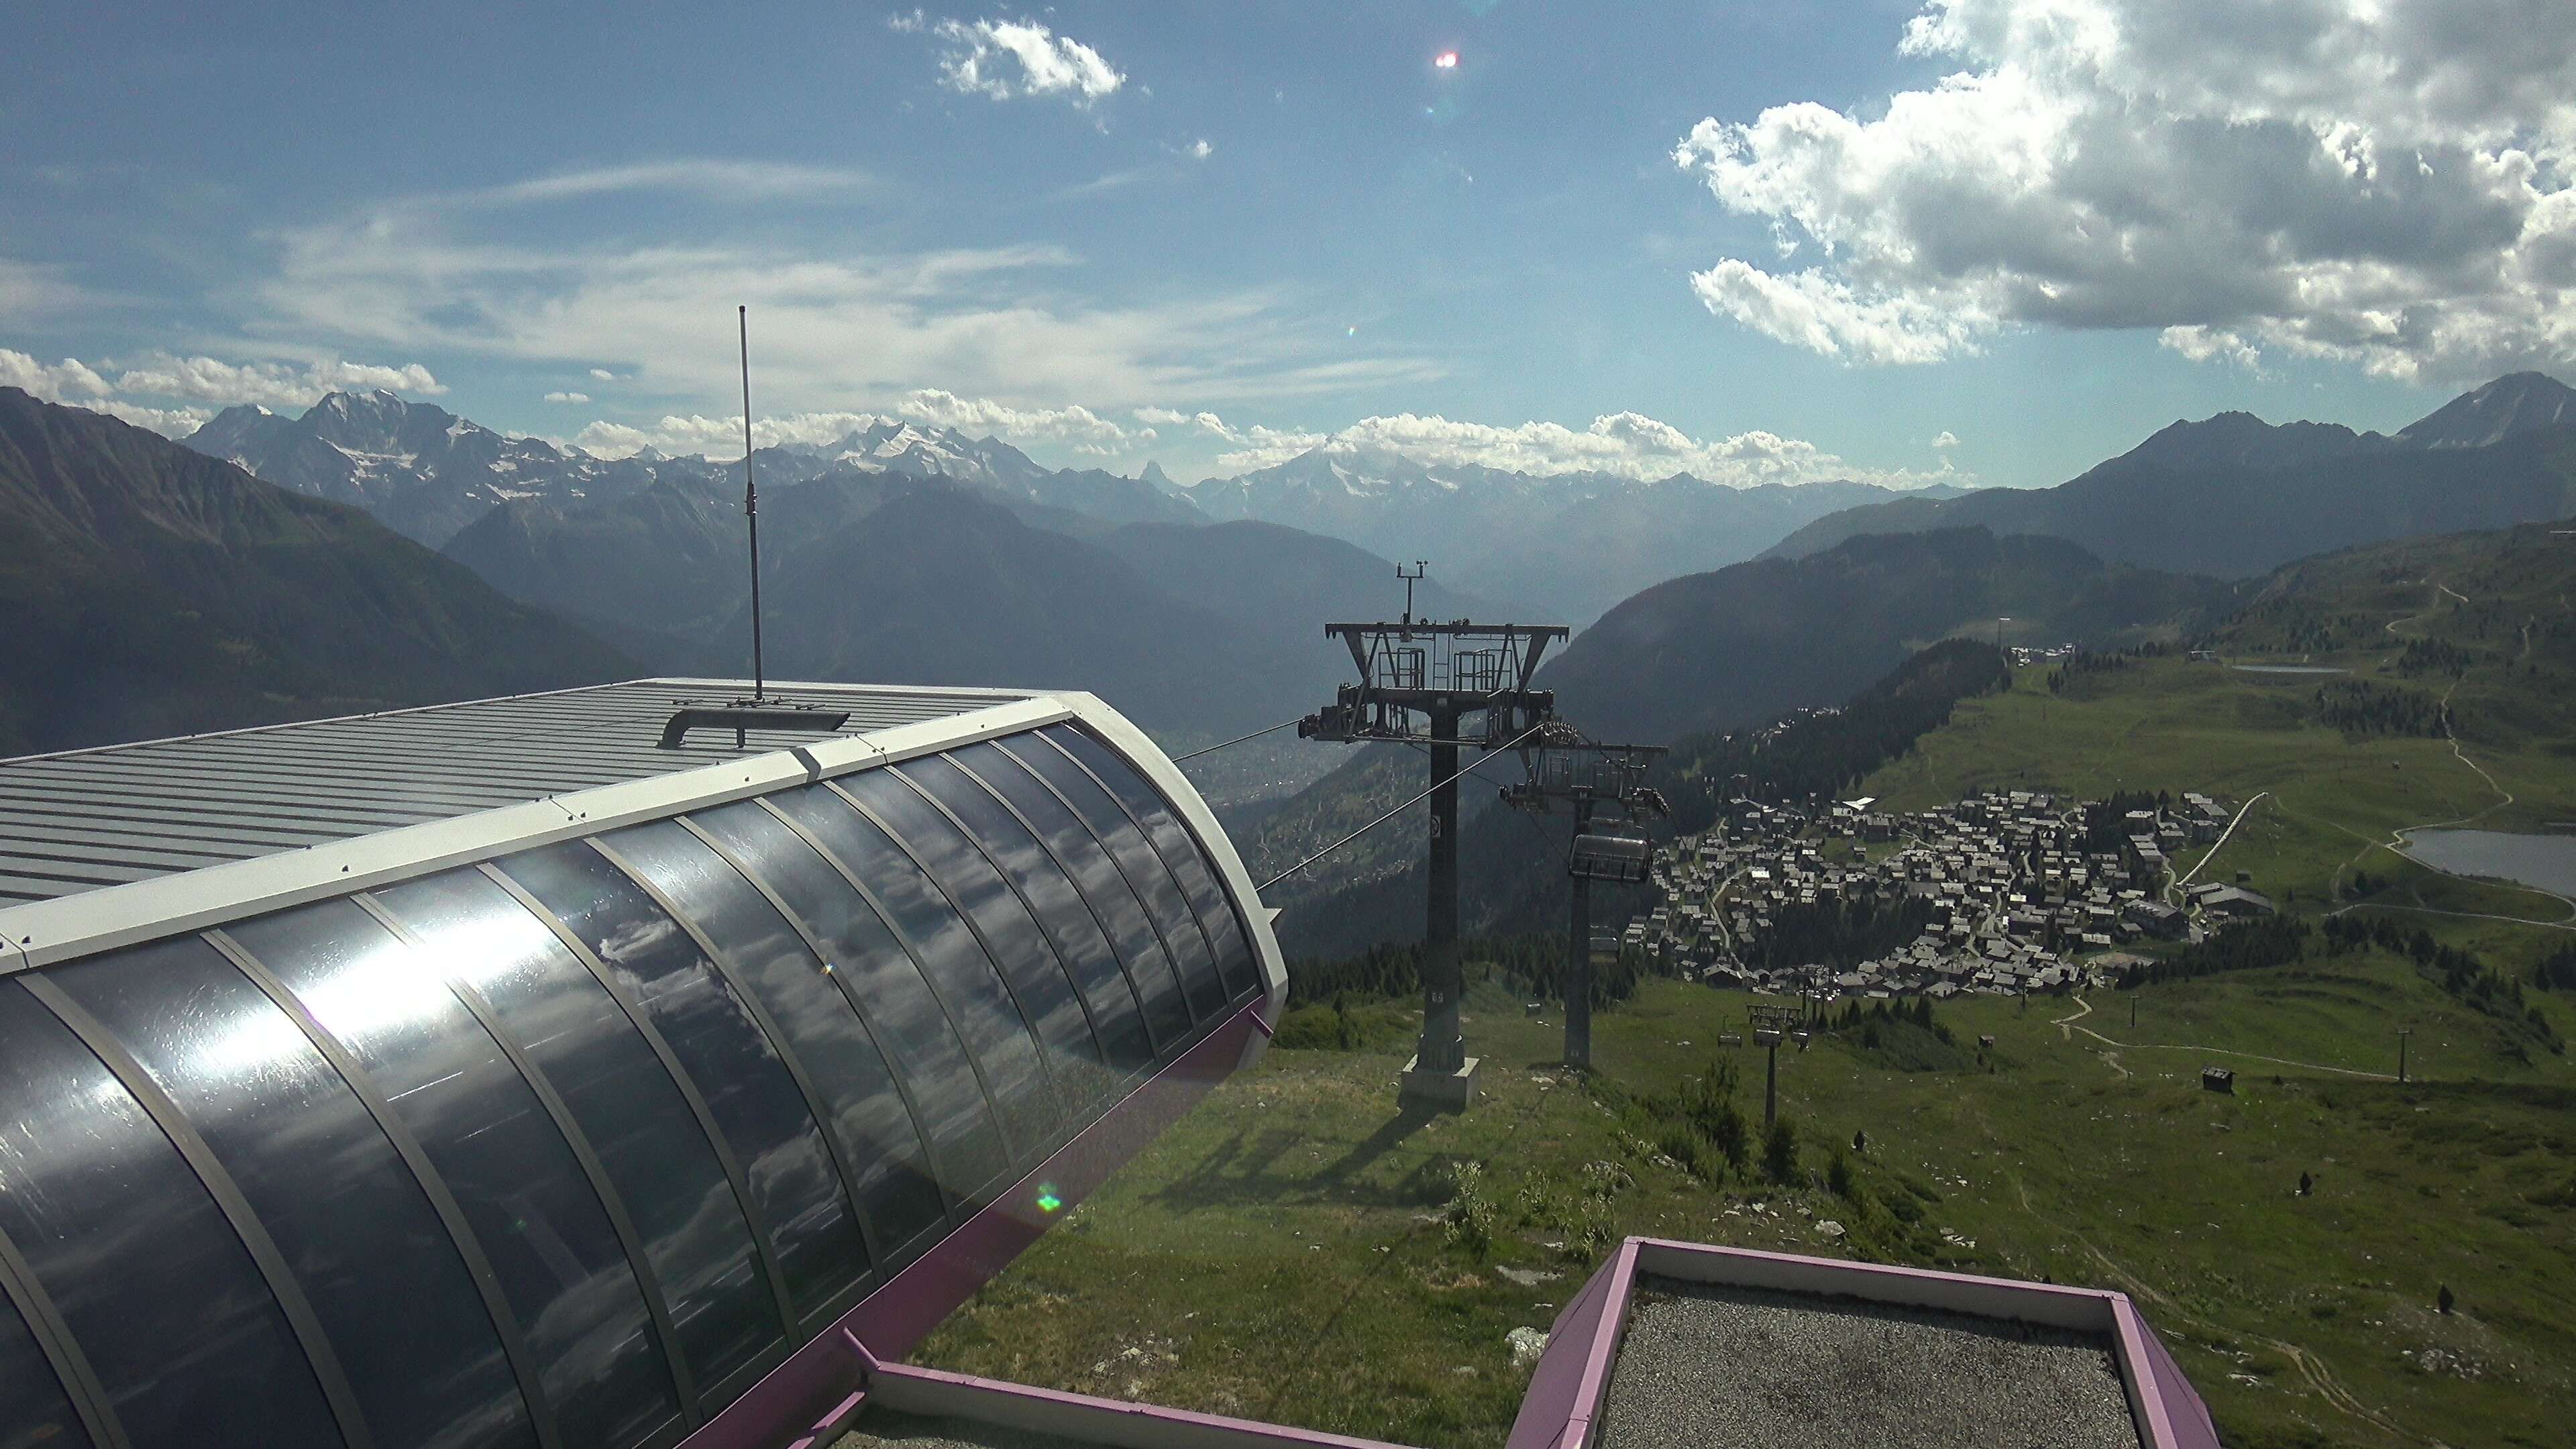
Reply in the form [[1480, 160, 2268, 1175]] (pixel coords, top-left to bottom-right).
[[680, 999, 1267, 1449], [859, 1356, 1413, 1448], [1509, 1236, 2222, 1449], [2120, 1304, 2224, 1449], [1504, 1238, 1639, 1449]]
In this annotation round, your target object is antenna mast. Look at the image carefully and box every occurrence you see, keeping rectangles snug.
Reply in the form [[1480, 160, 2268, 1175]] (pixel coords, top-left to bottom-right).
[[1398, 560, 1426, 627], [740, 305, 766, 702]]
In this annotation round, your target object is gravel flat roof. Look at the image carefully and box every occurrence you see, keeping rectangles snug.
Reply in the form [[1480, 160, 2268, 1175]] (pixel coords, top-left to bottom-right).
[[1597, 1275, 2143, 1449], [834, 1407, 1097, 1449]]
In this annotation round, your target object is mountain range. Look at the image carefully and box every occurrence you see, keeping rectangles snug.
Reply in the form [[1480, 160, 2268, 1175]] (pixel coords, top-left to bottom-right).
[[1177, 445, 1960, 624], [184, 392, 1197, 550], [0, 387, 630, 755], [444, 462, 1484, 738], [1538, 527, 2237, 743], [1763, 373, 2576, 576], [182, 390, 1959, 628]]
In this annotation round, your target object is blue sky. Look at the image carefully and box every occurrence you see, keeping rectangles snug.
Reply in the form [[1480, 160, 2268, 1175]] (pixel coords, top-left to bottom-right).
[[3, 1, 2569, 486]]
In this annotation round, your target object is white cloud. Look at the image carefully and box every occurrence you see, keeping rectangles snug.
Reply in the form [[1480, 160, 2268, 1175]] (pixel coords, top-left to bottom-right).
[[544, 390, 590, 403], [573, 390, 1161, 460], [93, 401, 216, 435], [574, 410, 892, 459], [1932, 430, 1960, 449], [0, 349, 113, 399], [248, 179, 1432, 415], [1, 350, 223, 436], [1, 346, 446, 436], [926, 17, 1125, 107], [1145, 402, 1949, 487], [589, 367, 615, 380], [894, 388, 1148, 453], [107, 353, 445, 407], [456, 160, 872, 208], [0, 257, 95, 322], [1187, 138, 1214, 160], [2157, 325, 2263, 370], [1673, 0, 2576, 383]]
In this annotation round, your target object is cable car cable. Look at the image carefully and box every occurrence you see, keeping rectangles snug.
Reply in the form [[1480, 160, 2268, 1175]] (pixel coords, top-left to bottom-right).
[[1172, 718, 1303, 762], [1256, 726, 1541, 892]]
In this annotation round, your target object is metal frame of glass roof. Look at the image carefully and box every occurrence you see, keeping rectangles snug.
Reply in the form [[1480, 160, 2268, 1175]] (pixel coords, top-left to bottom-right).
[[0, 682, 1287, 1449]]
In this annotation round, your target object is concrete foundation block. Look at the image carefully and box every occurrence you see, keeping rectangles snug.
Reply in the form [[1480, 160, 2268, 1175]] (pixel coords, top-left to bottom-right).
[[1399, 1055, 1481, 1112]]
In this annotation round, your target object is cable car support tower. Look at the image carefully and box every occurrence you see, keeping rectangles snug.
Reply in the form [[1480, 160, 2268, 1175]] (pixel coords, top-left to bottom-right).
[[1501, 736, 1668, 1071], [1297, 564, 1567, 1112]]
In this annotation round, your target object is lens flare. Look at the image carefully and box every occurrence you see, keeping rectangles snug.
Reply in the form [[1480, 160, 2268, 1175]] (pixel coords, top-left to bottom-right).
[[1035, 1185, 1065, 1214], [1434, 50, 1459, 69]]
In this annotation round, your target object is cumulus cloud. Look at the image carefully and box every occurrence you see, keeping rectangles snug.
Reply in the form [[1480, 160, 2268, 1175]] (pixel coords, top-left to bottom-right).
[[573, 389, 1162, 460], [1187, 138, 1213, 160], [93, 401, 217, 434], [544, 390, 590, 404], [0, 349, 113, 400], [1141, 402, 1949, 487], [895, 388, 1147, 453], [926, 17, 1124, 107], [1672, 0, 2576, 383], [1, 347, 439, 436], [589, 367, 615, 380], [574, 410, 890, 459], [107, 353, 445, 407], [1932, 430, 1960, 449], [2158, 325, 2263, 370]]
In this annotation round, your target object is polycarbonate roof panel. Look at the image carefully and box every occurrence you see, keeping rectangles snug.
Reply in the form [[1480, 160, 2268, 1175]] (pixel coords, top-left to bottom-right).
[[0, 679, 1031, 904]]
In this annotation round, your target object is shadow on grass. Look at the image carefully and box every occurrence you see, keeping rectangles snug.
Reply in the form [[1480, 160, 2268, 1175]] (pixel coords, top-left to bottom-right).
[[1143, 1104, 1450, 1212]]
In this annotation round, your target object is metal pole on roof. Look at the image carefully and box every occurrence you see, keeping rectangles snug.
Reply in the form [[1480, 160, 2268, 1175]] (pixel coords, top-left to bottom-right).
[[741, 305, 767, 704], [1566, 788, 1595, 1070]]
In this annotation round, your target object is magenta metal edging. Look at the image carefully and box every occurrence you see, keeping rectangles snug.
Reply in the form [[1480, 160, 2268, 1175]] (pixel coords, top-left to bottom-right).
[[2113, 1299, 2223, 1449], [680, 1000, 1267, 1449], [861, 1357, 1414, 1448], [1503, 1244, 1630, 1449], [1518, 1238, 2218, 1449], [1556, 1238, 1642, 1449], [2112, 1300, 2184, 1449], [1632, 1236, 2125, 1320]]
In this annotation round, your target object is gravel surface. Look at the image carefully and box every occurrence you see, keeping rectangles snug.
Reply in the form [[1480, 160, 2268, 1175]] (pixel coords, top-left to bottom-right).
[[833, 1406, 1095, 1449], [1597, 1276, 2143, 1449]]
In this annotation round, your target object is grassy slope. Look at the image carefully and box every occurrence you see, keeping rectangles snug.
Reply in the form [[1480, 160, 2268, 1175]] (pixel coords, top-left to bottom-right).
[[907, 523, 2576, 1449], [912, 969, 2576, 1449]]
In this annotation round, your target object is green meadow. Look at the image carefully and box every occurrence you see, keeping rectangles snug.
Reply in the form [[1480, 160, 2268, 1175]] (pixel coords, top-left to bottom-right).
[[906, 535, 2576, 1449]]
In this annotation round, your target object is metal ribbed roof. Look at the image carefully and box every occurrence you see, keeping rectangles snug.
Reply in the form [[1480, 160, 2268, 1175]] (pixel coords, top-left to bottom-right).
[[0, 678, 1032, 904]]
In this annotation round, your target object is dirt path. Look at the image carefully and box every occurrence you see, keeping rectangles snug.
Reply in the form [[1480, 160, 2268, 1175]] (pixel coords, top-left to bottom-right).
[[2051, 995, 2091, 1040], [2004, 1175, 2425, 1445], [2053, 996, 2395, 1079], [2169, 790, 2271, 900]]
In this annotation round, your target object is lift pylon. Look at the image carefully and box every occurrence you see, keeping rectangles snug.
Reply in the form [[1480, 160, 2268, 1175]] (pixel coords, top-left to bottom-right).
[[1297, 569, 1568, 1112], [1501, 735, 1668, 1070]]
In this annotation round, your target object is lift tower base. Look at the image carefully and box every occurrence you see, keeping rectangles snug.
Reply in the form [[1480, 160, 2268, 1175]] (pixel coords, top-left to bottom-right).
[[1400, 1055, 1483, 1113]]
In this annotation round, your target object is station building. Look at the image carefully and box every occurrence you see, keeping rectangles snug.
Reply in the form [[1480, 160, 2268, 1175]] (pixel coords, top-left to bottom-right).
[[0, 680, 1280, 1449]]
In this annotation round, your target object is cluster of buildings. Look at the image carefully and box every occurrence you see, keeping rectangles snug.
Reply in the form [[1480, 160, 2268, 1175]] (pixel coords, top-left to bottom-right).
[[1625, 788, 2267, 1001]]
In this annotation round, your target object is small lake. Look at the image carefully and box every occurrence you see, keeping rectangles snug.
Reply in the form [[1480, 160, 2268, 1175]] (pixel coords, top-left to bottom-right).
[[2399, 829, 2576, 898], [2229, 665, 2349, 675]]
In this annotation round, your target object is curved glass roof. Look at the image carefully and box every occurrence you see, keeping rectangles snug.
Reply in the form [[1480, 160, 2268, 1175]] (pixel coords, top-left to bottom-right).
[[0, 720, 1267, 1449]]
